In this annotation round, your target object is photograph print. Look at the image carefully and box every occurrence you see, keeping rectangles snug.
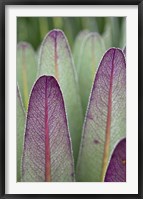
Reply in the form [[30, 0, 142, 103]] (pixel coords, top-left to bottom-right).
[[17, 17, 126, 182]]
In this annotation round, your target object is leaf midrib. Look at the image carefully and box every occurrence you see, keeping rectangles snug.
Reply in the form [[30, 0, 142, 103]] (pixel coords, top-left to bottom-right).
[[101, 49, 115, 181], [54, 32, 59, 80], [45, 78, 51, 182]]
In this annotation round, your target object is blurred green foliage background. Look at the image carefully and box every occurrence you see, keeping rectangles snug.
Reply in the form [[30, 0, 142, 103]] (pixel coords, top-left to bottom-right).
[[17, 17, 126, 51]]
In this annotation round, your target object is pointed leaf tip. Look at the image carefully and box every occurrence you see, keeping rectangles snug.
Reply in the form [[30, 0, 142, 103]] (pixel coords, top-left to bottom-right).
[[48, 29, 63, 39], [22, 76, 74, 182]]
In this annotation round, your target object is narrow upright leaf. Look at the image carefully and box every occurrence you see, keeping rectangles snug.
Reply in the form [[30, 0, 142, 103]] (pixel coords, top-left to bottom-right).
[[39, 17, 49, 41], [78, 32, 106, 115], [22, 76, 74, 182], [17, 86, 25, 182], [53, 17, 63, 28], [17, 42, 37, 110], [102, 17, 121, 49], [38, 29, 83, 163], [102, 19, 112, 50], [77, 48, 126, 182], [119, 18, 126, 48], [105, 138, 126, 182], [109, 17, 120, 47]]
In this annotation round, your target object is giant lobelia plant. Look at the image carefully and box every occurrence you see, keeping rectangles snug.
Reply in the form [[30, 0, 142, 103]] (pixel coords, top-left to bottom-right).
[[17, 29, 126, 182]]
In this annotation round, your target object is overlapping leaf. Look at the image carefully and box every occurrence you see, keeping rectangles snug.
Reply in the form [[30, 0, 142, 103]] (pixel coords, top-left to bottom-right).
[[22, 76, 74, 182], [17, 86, 25, 181], [73, 30, 89, 70], [38, 29, 83, 163], [78, 32, 106, 115], [105, 138, 126, 182], [17, 42, 37, 110], [77, 48, 126, 182]]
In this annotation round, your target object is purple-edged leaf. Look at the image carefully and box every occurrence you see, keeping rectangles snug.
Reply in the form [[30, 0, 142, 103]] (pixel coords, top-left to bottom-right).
[[17, 86, 25, 181], [38, 29, 83, 164], [77, 48, 126, 182], [22, 76, 74, 182], [105, 138, 126, 182]]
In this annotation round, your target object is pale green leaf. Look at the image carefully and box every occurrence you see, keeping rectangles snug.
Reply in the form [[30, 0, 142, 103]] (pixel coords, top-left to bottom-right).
[[102, 17, 121, 49], [102, 20, 112, 49], [17, 86, 25, 182], [78, 32, 106, 115], [119, 18, 126, 48], [73, 30, 90, 71], [17, 42, 38, 110]]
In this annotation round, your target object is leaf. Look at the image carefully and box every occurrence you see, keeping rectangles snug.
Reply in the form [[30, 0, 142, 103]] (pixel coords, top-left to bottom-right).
[[22, 76, 74, 182], [78, 32, 106, 115], [62, 18, 74, 48], [109, 17, 120, 47], [17, 86, 25, 182], [102, 17, 120, 49], [104, 138, 126, 182], [38, 29, 83, 164], [81, 17, 98, 32], [77, 48, 126, 182], [73, 30, 89, 70], [39, 17, 49, 41], [102, 19, 112, 50], [17, 42, 38, 110], [119, 18, 126, 48]]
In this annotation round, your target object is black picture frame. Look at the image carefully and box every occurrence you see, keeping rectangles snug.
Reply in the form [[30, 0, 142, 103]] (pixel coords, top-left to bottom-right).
[[0, 0, 142, 198]]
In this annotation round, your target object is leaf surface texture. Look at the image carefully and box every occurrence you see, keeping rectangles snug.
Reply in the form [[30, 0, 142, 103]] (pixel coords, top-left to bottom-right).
[[22, 76, 74, 182], [77, 48, 126, 182], [38, 29, 83, 163]]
